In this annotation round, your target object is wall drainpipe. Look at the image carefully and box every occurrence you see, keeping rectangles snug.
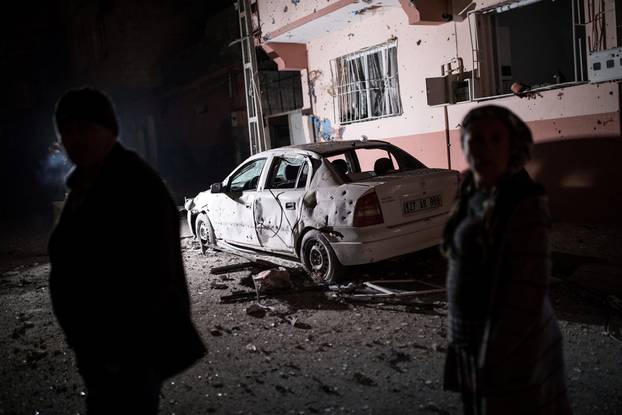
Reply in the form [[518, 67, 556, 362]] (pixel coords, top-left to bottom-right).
[[444, 104, 452, 170]]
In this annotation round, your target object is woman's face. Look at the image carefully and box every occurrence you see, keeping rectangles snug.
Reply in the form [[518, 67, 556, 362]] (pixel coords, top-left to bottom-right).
[[463, 118, 511, 188]]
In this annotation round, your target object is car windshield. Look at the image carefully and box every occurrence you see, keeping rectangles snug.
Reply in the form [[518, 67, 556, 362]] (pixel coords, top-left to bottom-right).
[[325, 145, 425, 181], [228, 158, 266, 192]]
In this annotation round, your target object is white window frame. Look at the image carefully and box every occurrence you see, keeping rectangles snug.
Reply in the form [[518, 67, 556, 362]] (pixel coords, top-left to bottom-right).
[[330, 40, 402, 125], [469, 0, 589, 101]]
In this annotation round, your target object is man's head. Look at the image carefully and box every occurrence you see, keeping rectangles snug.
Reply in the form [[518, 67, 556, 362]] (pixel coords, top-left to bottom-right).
[[54, 88, 119, 168]]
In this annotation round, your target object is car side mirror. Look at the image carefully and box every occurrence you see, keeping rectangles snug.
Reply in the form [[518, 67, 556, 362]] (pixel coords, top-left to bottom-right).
[[211, 182, 224, 193]]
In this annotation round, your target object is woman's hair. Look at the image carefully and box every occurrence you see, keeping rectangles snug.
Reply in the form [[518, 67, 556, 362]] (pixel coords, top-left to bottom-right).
[[460, 105, 533, 171], [54, 87, 119, 136]]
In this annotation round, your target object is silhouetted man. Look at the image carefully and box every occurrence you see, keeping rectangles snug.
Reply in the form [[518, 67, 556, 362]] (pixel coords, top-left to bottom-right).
[[48, 87, 205, 414]]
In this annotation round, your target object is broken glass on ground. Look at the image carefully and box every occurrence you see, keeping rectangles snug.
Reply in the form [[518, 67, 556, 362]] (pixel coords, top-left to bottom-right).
[[329, 279, 445, 306]]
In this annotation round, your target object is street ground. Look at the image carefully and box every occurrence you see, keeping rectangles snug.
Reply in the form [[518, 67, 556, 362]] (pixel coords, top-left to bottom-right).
[[0, 218, 621, 414]]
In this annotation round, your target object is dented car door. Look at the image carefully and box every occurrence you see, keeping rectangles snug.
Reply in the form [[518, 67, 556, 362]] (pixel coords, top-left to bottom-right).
[[215, 158, 267, 247], [253, 154, 310, 254]]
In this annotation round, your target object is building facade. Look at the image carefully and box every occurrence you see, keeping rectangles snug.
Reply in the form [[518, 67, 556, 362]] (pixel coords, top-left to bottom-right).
[[254, 0, 622, 222]]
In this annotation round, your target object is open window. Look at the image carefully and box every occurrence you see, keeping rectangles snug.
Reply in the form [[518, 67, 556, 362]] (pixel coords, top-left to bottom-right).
[[473, 0, 586, 98]]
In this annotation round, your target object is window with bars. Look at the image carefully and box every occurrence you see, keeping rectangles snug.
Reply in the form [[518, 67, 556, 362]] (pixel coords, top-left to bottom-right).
[[331, 41, 402, 124]]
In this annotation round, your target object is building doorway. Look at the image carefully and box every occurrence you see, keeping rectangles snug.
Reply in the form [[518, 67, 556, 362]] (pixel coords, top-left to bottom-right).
[[268, 114, 291, 149]]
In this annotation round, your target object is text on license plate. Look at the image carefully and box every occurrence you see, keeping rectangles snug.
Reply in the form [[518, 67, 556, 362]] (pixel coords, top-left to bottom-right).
[[402, 194, 442, 215]]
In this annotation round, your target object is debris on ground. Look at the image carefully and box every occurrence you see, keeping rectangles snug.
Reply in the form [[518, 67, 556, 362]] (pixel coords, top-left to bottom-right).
[[211, 261, 267, 275], [210, 281, 229, 290], [245, 343, 258, 353], [282, 315, 311, 330], [252, 268, 293, 293], [220, 285, 326, 303], [245, 303, 268, 318], [352, 372, 377, 387], [329, 279, 445, 305]]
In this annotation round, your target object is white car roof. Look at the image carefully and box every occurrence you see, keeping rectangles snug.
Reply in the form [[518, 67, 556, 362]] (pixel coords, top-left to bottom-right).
[[257, 140, 391, 158]]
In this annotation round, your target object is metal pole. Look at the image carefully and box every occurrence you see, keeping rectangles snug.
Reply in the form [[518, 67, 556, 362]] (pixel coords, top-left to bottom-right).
[[238, 0, 267, 154], [579, 37, 584, 81], [444, 105, 452, 170], [572, 0, 578, 82]]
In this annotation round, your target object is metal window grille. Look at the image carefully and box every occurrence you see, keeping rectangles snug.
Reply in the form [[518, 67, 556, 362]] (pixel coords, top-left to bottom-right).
[[331, 40, 402, 124]]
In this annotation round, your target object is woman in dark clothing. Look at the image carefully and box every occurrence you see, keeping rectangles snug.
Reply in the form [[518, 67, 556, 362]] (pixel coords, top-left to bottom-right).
[[442, 105, 571, 414]]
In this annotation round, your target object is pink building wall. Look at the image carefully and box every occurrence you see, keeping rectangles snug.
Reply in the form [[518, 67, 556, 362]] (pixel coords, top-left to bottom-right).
[[256, 0, 622, 222]]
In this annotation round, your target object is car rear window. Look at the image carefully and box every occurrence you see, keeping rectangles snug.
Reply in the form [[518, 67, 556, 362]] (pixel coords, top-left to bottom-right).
[[325, 145, 425, 181], [355, 148, 398, 172]]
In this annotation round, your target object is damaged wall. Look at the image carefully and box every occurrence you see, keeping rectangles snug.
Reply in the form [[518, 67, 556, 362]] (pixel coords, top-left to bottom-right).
[[258, 0, 347, 36], [257, 0, 622, 222], [261, 1, 619, 167]]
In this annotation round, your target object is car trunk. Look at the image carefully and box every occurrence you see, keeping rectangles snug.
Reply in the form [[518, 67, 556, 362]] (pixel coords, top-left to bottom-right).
[[355, 169, 459, 228]]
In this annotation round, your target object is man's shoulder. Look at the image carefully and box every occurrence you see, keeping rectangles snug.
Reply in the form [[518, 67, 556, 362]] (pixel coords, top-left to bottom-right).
[[108, 145, 171, 197], [114, 146, 160, 181]]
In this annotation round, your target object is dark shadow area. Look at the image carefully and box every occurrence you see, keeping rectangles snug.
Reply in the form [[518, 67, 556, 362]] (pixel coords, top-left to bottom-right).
[[353, 301, 446, 317], [345, 247, 618, 325], [551, 251, 610, 279], [549, 251, 622, 326], [346, 246, 448, 288], [549, 251, 621, 325], [528, 135, 622, 224], [279, 290, 352, 312]]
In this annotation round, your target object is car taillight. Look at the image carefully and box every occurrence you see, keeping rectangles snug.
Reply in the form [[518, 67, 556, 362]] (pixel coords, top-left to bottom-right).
[[353, 191, 384, 227]]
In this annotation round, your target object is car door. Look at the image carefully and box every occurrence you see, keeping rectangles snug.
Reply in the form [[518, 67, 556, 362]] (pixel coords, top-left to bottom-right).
[[253, 154, 311, 254], [214, 157, 267, 247]]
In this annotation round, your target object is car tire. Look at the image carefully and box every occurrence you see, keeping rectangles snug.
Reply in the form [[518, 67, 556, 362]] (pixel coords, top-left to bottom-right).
[[195, 213, 216, 253], [300, 230, 342, 285]]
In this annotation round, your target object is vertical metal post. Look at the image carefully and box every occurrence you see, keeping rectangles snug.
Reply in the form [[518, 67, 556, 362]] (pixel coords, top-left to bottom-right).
[[444, 105, 452, 170], [579, 38, 584, 81], [237, 0, 267, 155], [572, 0, 578, 81], [382, 48, 390, 115], [363, 54, 371, 120]]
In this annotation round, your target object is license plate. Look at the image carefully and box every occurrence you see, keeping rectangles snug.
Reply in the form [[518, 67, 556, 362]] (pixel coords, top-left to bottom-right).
[[402, 194, 442, 215]]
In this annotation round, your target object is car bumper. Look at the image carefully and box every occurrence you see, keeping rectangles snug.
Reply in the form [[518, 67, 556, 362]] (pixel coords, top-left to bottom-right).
[[326, 213, 448, 266]]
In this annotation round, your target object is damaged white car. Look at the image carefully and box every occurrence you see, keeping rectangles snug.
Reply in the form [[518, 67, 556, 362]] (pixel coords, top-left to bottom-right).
[[185, 140, 459, 284]]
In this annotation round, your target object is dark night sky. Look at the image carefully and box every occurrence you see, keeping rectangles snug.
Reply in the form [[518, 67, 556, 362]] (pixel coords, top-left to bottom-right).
[[0, 0, 238, 226]]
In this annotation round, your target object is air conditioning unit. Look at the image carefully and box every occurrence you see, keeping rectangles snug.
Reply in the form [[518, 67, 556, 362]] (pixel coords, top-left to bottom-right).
[[588, 47, 622, 83], [426, 73, 472, 106]]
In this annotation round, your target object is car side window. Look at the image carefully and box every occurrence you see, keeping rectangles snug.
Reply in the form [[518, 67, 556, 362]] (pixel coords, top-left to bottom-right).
[[229, 158, 266, 192], [266, 156, 307, 190]]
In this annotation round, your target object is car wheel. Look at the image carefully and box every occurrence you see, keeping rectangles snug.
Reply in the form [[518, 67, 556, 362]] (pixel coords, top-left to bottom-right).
[[300, 230, 342, 285], [195, 213, 216, 253]]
